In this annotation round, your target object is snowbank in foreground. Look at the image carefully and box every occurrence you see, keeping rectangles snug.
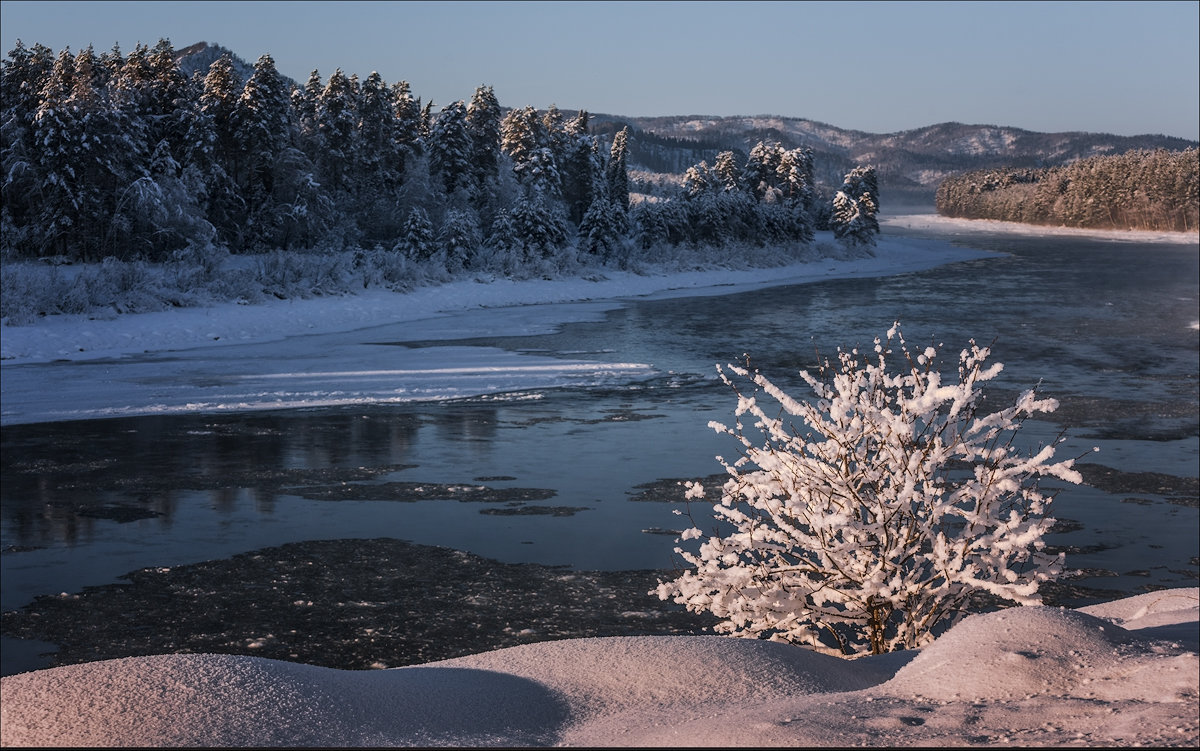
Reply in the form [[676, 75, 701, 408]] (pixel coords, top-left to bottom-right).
[[2, 589, 1195, 747]]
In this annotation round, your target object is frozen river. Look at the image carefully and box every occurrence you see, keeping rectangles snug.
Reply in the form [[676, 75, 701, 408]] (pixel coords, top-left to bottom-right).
[[2, 218, 1197, 674]]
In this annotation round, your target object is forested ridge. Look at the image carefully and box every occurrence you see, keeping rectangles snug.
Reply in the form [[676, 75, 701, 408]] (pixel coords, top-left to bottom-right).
[[935, 149, 1199, 232], [1, 40, 883, 271]]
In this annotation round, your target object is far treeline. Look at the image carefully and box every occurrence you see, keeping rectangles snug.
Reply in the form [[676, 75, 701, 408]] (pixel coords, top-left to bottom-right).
[[935, 148, 1199, 232]]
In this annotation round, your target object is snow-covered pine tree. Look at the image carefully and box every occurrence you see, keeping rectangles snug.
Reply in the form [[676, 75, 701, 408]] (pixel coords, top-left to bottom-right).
[[560, 113, 601, 226], [396, 206, 435, 261], [526, 146, 563, 200], [429, 100, 473, 196], [419, 99, 434, 141], [486, 207, 519, 257], [683, 160, 713, 200], [577, 189, 626, 260], [35, 46, 138, 259], [1, 41, 55, 255], [31, 47, 83, 257], [144, 39, 193, 164], [511, 193, 567, 261], [713, 150, 741, 193], [566, 109, 589, 137], [777, 146, 815, 212], [830, 165, 880, 248], [632, 197, 689, 250], [197, 54, 242, 188], [747, 141, 790, 202], [316, 69, 358, 194], [502, 105, 561, 198], [541, 104, 568, 167], [294, 69, 323, 152], [183, 71, 242, 252], [233, 55, 293, 195], [465, 85, 502, 194], [687, 190, 732, 245], [390, 79, 423, 172], [438, 207, 481, 272], [233, 54, 306, 250], [356, 71, 400, 193], [657, 323, 1081, 656], [606, 126, 630, 211]]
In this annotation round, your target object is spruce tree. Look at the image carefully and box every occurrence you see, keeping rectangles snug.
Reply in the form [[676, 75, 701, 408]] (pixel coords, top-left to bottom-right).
[[390, 79, 422, 173], [1, 41, 55, 253], [232, 54, 297, 249], [465, 85, 501, 194], [316, 69, 358, 193], [396, 206, 435, 260], [606, 126, 630, 211], [713, 151, 741, 193], [500, 105, 545, 187], [830, 166, 880, 248], [429, 100, 472, 195], [439, 207, 481, 272], [198, 55, 242, 188], [356, 71, 400, 192], [561, 133, 600, 225]]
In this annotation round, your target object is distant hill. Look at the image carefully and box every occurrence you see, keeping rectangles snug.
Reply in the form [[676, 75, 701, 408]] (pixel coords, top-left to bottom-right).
[[175, 41, 298, 89], [589, 115, 1197, 207]]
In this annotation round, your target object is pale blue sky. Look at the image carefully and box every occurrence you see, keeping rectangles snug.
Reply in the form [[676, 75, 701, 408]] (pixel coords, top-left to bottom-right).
[[3, 1, 1197, 139]]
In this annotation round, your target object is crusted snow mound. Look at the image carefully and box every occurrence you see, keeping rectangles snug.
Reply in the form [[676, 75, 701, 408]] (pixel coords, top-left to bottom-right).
[[882, 605, 1197, 702], [2, 589, 1197, 747]]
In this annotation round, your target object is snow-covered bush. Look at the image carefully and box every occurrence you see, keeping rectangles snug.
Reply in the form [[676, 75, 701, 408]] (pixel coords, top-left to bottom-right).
[[656, 323, 1084, 656]]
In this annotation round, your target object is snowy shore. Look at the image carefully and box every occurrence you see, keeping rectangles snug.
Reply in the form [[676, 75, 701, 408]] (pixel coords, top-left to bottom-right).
[[1, 232, 995, 425], [1, 232, 992, 367], [2, 588, 1196, 747]]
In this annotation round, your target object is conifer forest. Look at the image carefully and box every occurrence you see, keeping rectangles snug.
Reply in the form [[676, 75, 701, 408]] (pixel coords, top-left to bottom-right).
[[1, 40, 874, 273]]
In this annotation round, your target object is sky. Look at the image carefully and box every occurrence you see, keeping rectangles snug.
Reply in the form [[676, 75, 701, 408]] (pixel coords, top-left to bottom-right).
[[2, 1, 1197, 140]]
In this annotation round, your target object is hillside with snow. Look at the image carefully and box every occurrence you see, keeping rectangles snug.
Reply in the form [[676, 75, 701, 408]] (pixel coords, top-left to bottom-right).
[[588, 114, 1197, 205]]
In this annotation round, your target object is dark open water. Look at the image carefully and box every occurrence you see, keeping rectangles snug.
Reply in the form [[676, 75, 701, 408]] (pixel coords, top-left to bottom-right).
[[2, 225, 1197, 675]]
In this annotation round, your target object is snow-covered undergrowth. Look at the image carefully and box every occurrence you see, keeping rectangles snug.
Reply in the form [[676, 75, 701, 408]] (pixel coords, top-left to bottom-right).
[[0, 235, 856, 328], [1, 589, 1195, 747]]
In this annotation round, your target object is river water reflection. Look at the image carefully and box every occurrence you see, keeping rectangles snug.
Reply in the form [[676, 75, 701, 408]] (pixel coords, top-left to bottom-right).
[[2, 225, 1197, 674]]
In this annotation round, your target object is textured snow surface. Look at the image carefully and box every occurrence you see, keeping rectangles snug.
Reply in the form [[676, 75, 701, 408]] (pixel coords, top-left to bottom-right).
[[2, 589, 1195, 747]]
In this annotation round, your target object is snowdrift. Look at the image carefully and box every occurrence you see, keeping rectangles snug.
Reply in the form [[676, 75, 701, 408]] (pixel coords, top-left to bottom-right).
[[2, 589, 1195, 747]]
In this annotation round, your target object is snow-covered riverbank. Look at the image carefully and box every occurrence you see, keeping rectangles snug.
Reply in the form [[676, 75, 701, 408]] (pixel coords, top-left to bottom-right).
[[2, 233, 990, 366], [1, 232, 993, 425], [2, 588, 1196, 747]]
